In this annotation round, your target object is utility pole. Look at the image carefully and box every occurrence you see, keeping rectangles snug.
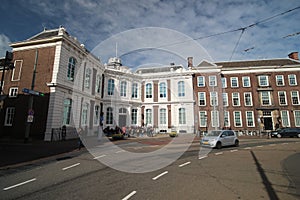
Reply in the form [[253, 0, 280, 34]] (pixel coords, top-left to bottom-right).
[[24, 49, 38, 143]]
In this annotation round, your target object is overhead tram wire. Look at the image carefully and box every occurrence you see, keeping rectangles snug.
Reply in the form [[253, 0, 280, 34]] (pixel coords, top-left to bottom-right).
[[119, 5, 300, 58]]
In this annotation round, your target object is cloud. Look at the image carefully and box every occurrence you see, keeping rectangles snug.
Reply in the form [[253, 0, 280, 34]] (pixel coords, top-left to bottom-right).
[[0, 34, 11, 57]]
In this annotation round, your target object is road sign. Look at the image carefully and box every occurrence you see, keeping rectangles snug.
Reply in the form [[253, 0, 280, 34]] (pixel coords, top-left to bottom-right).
[[27, 115, 34, 123], [22, 88, 45, 96]]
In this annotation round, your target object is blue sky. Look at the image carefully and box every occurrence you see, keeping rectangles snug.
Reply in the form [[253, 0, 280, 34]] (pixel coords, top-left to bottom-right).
[[1, 0, 299, 68]]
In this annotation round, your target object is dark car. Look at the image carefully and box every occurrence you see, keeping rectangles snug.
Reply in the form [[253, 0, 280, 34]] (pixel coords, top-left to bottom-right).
[[272, 127, 300, 138]]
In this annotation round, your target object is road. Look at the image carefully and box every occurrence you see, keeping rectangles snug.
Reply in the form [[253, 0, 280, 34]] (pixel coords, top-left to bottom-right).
[[0, 137, 299, 200]]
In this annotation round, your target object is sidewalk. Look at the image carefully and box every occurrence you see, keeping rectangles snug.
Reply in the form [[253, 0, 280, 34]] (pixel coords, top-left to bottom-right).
[[0, 139, 81, 169]]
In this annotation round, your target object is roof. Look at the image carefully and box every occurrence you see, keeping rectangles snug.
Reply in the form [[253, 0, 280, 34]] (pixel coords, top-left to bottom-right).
[[27, 29, 62, 41], [135, 65, 183, 74], [215, 58, 300, 68]]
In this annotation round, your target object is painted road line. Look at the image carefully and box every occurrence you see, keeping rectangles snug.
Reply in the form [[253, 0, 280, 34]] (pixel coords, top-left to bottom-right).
[[62, 163, 80, 171], [179, 161, 191, 168], [198, 156, 208, 160], [134, 147, 143, 150], [3, 178, 37, 191], [115, 150, 125, 153], [215, 152, 223, 155], [256, 146, 263, 148], [230, 150, 238, 152], [152, 171, 168, 180], [122, 191, 137, 200], [244, 147, 251, 150], [93, 155, 106, 159]]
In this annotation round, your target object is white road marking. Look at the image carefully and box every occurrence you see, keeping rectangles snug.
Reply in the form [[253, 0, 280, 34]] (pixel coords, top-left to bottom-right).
[[115, 150, 125, 153], [134, 147, 143, 150], [230, 150, 238, 152], [256, 146, 263, 148], [198, 156, 208, 160], [62, 163, 80, 171], [269, 144, 276, 146], [215, 152, 223, 155], [122, 191, 137, 200], [152, 171, 168, 180], [3, 178, 37, 191], [179, 161, 191, 168], [93, 155, 106, 159], [244, 147, 251, 150]]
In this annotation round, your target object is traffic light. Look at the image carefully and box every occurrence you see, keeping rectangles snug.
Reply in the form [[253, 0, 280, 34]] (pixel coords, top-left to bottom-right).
[[39, 92, 45, 97]]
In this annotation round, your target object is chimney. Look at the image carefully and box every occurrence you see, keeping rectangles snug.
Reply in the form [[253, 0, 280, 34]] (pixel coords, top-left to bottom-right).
[[187, 57, 193, 68], [288, 52, 299, 60]]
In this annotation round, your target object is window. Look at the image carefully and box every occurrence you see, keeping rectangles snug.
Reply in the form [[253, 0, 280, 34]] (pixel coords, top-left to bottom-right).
[[84, 68, 91, 89], [232, 92, 240, 106], [281, 110, 290, 127], [258, 75, 269, 87], [146, 83, 152, 98], [63, 99, 72, 125], [95, 75, 101, 94], [224, 111, 230, 127], [261, 91, 271, 105], [291, 91, 299, 105], [146, 109, 152, 125], [198, 92, 206, 106], [288, 74, 297, 86], [131, 83, 138, 98], [199, 111, 207, 127], [178, 81, 185, 97], [276, 75, 284, 86], [242, 77, 251, 87], [67, 57, 76, 81], [211, 110, 219, 127], [179, 108, 186, 124], [159, 82, 167, 98], [294, 110, 300, 127], [131, 109, 137, 124], [107, 79, 115, 95], [106, 107, 113, 124], [197, 76, 205, 87], [221, 77, 227, 88], [244, 92, 253, 106], [94, 105, 100, 125], [81, 103, 89, 125], [233, 111, 242, 127], [209, 76, 217, 86], [246, 111, 255, 127], [160, 108, 167, 124], [210, 92, 218, 106], [120, 81, 127, 97], [4, 107, 15, 126], [222, 93, 228, 107], [278, 91, 287, 105], [12, 60, 23, 81], [9, 87, 18, 97], [231, 77, 238, 88]]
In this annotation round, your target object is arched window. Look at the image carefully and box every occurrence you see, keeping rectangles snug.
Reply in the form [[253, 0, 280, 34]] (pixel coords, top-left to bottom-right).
[[160, 108, 166, 124], [120, 81, 127, 97], [108, 79, 115, 95], [131, 83, 138, 98], [67, 57, 76, 81], [63, 98, 72, 125], [159, 82, 166, 98], [146, 83, 152, 98], [178, 81, 185, 97], [106, 107, 113, 124]]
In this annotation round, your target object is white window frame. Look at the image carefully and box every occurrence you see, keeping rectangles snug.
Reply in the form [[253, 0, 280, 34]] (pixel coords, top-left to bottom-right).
[[81, 103, 89, 126], [278, 91, 287, 105], [9, 87, 18, 97], [230, 77, 238, 88], [84, 68, 91, 89], [63, 98, 72, 125], [233, 111, 242, 127], [199, 111, 207, 127], [288, 74, 297, 86], [145, 83, 152, 98], [210, 92, 218, 106], [291, 91, 300, 105], [145, 109, 152, 125], [222, 93, 228, 107], [179, 108, 186, 124], [120, 81, 127, 97], [159, 108, 167, 125], [107, 79, 115, 96], [281, 110, 290, 127], [221, 77, 227, 88], [246, 111, 255, 127], [159, 82, 167, 98], [197, 76, 205, 87], [4, 107, 15, 126], [209, 76, 217, 87], [198, 92, 206, 106], [131, 108, 138, 125], [244, 92, 253, 106], [178, 81, 185, 97], [294, 110, 300, 127], [211, 110, 219, 128], [106, 107, 113, 125], [261, 91, 271, 105], [224, 111, 230, 127], [276, 75, 284, 86], [258, 75, 269, 87], [242, 76, 251, 87], [232, 92, 240, 106], [131, 83, 138, 99]]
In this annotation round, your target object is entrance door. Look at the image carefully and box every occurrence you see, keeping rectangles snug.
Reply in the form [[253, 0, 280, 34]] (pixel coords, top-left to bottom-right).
[[119, 115, 127, 127], [264, 117, 273, 130]]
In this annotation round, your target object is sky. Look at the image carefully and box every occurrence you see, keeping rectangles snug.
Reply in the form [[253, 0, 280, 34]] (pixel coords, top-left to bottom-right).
[[0, 0, 299, 68]]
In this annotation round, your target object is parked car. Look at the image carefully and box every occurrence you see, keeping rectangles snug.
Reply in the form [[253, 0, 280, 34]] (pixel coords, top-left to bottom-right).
[[271, 127, 300, 138], [201, 130, 239, 149]]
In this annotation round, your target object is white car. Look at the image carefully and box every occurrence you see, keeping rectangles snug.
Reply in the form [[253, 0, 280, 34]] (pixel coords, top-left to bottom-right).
[[201, 130, 239, 149]]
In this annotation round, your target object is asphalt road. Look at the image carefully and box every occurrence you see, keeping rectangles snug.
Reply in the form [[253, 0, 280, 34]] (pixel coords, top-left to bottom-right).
[[0, 137, 299, 200]]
